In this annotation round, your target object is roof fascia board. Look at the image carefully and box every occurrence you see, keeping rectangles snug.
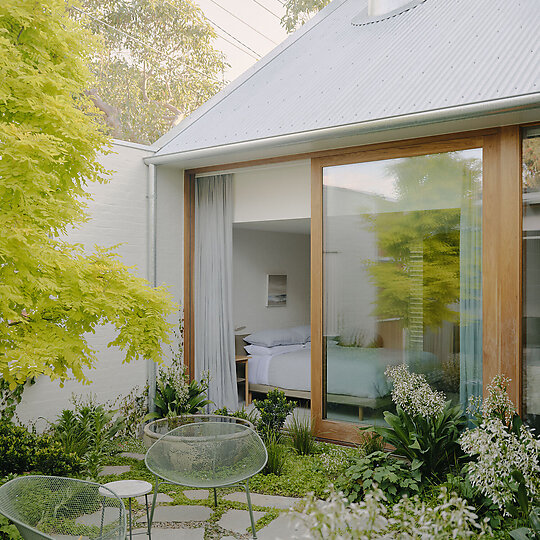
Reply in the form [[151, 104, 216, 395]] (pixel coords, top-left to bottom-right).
[[112, 138, 157, 152], [144, 93, 540, 167], [152, 0, 348, 152]]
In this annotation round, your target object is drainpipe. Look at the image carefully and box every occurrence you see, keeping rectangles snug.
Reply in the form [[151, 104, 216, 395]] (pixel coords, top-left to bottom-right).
[[147, 163, 157, 412]]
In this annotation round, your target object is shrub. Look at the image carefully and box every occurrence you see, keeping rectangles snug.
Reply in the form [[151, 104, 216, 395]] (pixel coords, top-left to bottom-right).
[[33, 436, 82, 476], [0, 421, 35, 475], [0, 422, 81, 477], [0, 515, 20, 540], [213, 406, 257, 425], [254, 389, 296, 438], [367, 365, 467, 480], [287, 414, 315, 456], [337, 450, 420, 504], [263, 432, 287, 476]]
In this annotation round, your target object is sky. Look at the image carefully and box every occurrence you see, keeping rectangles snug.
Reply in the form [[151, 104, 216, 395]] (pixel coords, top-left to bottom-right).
[[194, 0, 290, 82]]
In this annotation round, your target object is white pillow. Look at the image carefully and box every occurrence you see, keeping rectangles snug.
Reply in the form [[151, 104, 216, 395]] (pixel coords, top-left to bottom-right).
[[244, 327, 306, 347], [291, 325, 311, 343], [244, 343, 305, 357]]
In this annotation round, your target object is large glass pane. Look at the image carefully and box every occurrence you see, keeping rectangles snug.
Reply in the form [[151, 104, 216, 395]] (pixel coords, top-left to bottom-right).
[[323, 149, 483, 424], [523, 127, 540, 431]]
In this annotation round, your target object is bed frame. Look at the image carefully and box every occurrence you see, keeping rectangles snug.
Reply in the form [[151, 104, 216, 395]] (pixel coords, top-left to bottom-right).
[[248, 383, 391, 420], [236, 334, 391, 420]]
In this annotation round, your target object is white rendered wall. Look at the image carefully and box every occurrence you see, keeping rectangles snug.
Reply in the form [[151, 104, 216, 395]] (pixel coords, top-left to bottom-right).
[[16, 143, 154, 425], [155, 166, 184, 364], [232, 228, 310, 336]]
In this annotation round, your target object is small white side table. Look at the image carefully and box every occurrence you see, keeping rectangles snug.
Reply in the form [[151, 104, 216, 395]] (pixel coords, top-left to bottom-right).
[[100, 479, 153, 540]]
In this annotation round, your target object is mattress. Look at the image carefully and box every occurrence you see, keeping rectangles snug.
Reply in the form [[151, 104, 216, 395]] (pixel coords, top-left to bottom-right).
[[248, 341, 437, 400]]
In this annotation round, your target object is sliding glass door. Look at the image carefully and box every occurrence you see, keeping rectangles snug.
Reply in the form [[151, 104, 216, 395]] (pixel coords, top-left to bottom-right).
[[322, 149, 483, 423], [523, 127, 540, 431]]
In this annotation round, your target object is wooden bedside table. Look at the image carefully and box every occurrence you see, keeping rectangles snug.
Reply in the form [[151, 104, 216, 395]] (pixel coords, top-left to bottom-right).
[[235, 355, 251, 405]]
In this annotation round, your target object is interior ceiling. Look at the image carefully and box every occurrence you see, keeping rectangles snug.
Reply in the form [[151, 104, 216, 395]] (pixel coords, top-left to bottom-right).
[[233, 218, 311, 235]]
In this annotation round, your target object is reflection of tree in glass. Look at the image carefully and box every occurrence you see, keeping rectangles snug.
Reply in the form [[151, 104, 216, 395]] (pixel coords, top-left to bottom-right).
[[523, 137, 540, 191], [365, 153, 481, 329], [73, 0, 227, 144]]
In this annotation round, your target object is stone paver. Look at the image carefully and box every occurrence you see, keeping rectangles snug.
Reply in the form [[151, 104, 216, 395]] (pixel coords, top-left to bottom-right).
[[217, 509, 265, 534], [98, 465, 131, 476], [138, 505, 212, 523], [257, 513, 303, 540], [120, 451, 145, 460], [184, 489, 209, 501], [136, 492, 173, 505], [133, 527, 205, 539], [75, 507, 121, 527], [223, 492, 300, 510]]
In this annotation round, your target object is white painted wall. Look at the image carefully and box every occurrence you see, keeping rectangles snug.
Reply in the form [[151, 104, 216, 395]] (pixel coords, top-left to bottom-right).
[[16, 143, 155, 425], [232, 228, 310, 336], [156, 166, 184, 364], [233, 161, 310, 224]]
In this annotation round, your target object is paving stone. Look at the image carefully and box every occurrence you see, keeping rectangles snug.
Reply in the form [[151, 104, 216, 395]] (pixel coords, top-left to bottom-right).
[[98, 465, 131, 476], [136, 492, 173, 505], [120, 452, 145, 460], [137, 505, 212, 523], [76, 507, 122, 527], [223, 492, 300, 510], [220, 537, 236, 540], [133, 527, 205, 539], [183, 489, 209, 501], [257, 514, 303, 540], [217, 509, 265, 534]]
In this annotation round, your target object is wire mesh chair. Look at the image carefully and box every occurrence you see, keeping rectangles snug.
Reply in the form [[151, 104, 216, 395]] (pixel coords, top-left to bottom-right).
[[145, 416, 267, 539], [0, 476, 127, 540]]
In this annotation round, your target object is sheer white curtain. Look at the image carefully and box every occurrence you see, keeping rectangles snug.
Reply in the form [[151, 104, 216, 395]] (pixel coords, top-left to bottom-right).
[[194, 174, 238, 410]]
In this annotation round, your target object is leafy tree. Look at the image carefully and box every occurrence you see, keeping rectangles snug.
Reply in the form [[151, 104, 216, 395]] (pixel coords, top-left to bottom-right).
[[365, 153, 481, 329], [75, 0, 227, 144], [0, 0, 175, 387], [281, 0, 330, 33]]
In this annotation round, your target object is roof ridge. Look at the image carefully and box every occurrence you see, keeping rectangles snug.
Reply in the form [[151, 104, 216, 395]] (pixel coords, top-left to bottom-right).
[[153, 0, 349, 153]]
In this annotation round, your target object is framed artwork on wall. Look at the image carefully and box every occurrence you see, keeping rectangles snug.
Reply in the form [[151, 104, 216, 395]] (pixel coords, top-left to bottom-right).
[[266, 274, 287, 307]]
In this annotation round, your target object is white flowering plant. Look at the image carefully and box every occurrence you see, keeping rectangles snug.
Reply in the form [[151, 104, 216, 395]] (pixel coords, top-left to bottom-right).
[[459, 375, 540, 520], [288, 485, 492, 539], [364, 364, 467, 480]]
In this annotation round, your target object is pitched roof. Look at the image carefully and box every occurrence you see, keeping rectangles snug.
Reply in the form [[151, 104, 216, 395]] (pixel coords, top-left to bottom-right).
[[154, 0, 540, 158]]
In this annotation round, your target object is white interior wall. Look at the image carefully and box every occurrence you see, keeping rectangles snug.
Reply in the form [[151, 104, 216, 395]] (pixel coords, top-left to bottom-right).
[[16, 143, 154, 425], [233, 161, 310, 223], [232, 228, 310, 336]]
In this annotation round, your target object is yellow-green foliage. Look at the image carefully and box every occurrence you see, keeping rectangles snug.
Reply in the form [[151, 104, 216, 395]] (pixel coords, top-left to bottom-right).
[[0, 0, 175, 386]]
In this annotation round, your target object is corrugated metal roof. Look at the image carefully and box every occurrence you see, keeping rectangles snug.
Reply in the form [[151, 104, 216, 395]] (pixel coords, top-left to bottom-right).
[[155, 0, 540, 157]]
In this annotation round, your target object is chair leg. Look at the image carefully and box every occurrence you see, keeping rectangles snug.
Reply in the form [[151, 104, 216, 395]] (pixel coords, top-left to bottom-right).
[[99, 500, 105, 538], [128, 497, 133, 540], [213, 488, 218, 507], [245, 480, 257, 539], [149, 476, 160, 529], [145, 493, 152, 540]]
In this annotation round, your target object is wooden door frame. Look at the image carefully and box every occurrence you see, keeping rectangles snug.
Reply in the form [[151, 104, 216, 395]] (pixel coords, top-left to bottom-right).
[[183, 127, 523, 444]]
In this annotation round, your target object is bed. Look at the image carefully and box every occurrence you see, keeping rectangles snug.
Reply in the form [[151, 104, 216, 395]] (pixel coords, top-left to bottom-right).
[[237, 330, 436, 419]]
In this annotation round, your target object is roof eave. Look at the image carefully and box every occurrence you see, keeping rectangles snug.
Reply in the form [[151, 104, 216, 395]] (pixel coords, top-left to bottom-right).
[[144, 93, 540, 168]]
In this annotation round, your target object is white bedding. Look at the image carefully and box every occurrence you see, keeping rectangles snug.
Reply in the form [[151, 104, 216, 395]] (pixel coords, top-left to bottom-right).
[[248, 342, 437, 400]]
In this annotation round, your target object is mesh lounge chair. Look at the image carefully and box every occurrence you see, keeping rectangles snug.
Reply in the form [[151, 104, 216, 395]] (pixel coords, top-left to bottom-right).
[[145, 416, 267, 539], [0, 475, 126, 540]]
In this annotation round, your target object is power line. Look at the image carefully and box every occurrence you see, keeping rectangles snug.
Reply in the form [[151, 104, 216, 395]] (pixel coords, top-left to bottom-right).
[[163, 0, 262, 60], [250, 0, 281, 20], [72, 6, 244, 78], [206, 0, 279, 45]]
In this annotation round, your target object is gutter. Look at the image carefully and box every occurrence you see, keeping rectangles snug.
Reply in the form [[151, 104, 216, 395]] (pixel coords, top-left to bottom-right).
[[146, 163, 157, 412], [144, 93, 540, 166]]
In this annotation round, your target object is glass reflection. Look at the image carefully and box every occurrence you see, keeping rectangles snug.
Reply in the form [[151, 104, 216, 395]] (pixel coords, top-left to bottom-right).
[[523, 128, 540, 431], [323, 150, 483, 424]]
